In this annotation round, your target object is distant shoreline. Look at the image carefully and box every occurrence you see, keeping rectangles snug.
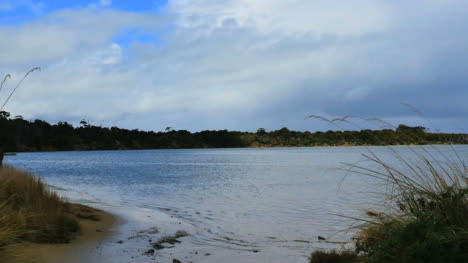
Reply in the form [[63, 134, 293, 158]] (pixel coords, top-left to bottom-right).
[[1, 116, 466, 152], [3, 142, 468, 154]]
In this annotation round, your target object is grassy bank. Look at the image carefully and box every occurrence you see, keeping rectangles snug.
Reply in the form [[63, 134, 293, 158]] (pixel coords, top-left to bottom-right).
[[310, 146, 468, 263], [0, 165, 101, 261]]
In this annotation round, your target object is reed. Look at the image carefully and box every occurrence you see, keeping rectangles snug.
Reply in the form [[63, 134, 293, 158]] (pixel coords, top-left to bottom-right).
[[0, 74, 11, 95], [0, 67, 40, 111]]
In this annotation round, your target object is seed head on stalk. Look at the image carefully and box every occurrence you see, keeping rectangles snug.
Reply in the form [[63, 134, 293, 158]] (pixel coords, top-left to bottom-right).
[[0, 67, 41, 111]]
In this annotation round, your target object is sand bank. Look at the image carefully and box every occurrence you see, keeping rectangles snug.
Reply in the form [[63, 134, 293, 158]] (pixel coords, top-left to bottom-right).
[[16, 206, 119, 263]]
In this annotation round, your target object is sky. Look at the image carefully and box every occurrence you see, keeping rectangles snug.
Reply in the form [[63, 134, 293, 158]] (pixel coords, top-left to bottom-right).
[[0, 0, 467, 133]]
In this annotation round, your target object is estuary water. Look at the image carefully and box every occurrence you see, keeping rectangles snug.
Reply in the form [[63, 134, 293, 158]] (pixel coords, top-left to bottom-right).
[[5, 146, 467, 263]]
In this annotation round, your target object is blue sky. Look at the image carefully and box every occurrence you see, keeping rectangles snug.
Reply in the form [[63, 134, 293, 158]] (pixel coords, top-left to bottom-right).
[[0, 0, 167, 23], [0, 1, 167, 48], [0, 0, 467, 133]]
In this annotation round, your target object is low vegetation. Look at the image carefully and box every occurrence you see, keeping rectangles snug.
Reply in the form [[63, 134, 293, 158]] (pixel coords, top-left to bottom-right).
[[306, 113, 468, 263], [310, 146, 468, 263], [0, 165, 98, 261]]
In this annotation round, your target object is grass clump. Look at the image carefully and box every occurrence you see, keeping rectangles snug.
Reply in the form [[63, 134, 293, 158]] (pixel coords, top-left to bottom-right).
[[0, 202, 22, 259], [306, 115, 467, 262], [354, 188, 467, 263], [317, 146, 468, 263], [311, 147, 467, 263], [0, 165, 80, 244], [0, 165, 96, 260], [347, 144, 468, 263]]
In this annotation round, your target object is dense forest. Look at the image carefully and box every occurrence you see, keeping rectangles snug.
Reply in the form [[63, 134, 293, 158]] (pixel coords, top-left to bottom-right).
[[0, 111, 466, 152]]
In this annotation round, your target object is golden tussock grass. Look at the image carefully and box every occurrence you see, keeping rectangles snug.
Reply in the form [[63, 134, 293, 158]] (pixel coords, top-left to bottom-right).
[[0, 165, 88, 261]]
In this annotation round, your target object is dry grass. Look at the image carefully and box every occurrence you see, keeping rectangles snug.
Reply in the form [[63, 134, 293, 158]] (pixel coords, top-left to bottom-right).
[[0, 202, 22, 260], [0, 165, 96, 261]]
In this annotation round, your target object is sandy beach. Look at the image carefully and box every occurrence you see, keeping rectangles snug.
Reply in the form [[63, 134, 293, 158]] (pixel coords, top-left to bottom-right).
[[16, 207, 119, 263]]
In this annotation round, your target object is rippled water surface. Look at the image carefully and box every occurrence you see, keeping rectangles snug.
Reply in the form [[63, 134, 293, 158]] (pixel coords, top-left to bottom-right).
[[5, 146, 467, 262]]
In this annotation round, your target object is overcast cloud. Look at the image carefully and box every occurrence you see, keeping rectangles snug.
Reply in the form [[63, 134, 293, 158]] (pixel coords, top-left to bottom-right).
[[0, 0, 467, 132]]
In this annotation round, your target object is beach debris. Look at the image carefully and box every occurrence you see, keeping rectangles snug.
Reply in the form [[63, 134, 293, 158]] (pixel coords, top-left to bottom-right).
[[150, 231, 190, 250], [175, 230, 189, 238], [128, 234, 149, 240], [152, 243, 165, 250], [152, 236, 180, 250], [144, 227, 159, 234], [143, 249, 155, 256], [129, 227, 159, 240], [293, 239, 311, 243]]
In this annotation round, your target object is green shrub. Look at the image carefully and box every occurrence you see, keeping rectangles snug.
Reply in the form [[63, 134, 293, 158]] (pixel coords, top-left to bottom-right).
[[350, 147, 468, 263], [356, 187, 468, 263]]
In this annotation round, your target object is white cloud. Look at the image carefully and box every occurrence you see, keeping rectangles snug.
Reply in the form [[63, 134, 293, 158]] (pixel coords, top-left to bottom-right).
[[0, 9, 161, 65], [0, 0, 467, 132], [169, 0, 392, 36], [83, 43, 122, 65]]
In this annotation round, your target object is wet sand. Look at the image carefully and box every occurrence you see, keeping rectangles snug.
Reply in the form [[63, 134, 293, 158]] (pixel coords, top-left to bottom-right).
[[18, 207, 120, 263]]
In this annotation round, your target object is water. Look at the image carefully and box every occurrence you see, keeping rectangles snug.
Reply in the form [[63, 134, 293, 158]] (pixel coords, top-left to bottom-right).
[[5, 146, 467, 262]]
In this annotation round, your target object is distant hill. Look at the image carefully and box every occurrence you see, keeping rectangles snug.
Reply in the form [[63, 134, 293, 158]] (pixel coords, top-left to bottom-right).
[[0, 112, 466, 152]]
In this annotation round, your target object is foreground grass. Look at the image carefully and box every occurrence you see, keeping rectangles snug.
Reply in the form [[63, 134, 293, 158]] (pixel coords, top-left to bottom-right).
[[310, 145, 468, 263], [0, 165, 99, 261]]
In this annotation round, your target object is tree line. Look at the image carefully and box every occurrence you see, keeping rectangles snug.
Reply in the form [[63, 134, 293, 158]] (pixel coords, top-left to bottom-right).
[[0, 112, 466, 152]]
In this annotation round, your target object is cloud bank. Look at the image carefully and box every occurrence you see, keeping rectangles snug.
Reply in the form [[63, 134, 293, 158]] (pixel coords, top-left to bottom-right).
[[0, 0, 467, 132]]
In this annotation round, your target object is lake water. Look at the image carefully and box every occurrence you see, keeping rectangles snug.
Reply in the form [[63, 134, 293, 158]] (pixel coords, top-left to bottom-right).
[[5, 145, 467, 263]]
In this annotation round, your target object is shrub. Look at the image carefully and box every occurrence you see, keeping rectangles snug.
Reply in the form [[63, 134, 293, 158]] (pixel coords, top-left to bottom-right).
[[306, 115, 468, 262], [355, 187, 468, 263], [350, 147, 468, 263]]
